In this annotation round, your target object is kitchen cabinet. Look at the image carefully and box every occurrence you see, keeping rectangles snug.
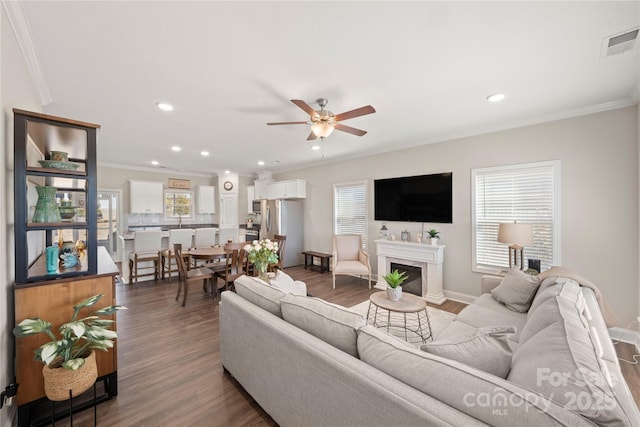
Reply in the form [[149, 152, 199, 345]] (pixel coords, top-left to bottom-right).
[[220, 194, 238, 228], [197, 185, 216, 214], [130, 180, 164, 213], [254, 179, 270, 200], [13, 109, 99, 283], [267, 179, 307, 199], [247, 185, 255, 214]]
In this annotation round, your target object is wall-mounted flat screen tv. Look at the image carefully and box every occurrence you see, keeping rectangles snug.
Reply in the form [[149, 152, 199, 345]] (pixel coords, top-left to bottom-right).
[[374, 173, 452, 223]]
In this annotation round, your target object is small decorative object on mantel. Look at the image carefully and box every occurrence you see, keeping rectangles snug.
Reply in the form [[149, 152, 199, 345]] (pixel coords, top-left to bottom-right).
[[427, 229, 440, 246], [244, 238, 279, 282], [379, 224, 389, 240], [168, 178, 190, 189], [400, 230, 410, 242], [383, 269, 408, 301], [12, 294, 126, 401]]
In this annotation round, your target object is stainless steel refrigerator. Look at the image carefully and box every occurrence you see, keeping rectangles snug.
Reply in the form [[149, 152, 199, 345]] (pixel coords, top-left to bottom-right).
[[260, 199, 303, 267]]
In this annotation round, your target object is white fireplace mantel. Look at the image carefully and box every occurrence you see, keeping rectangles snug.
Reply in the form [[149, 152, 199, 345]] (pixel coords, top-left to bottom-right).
[[375, 239, 446, 305]]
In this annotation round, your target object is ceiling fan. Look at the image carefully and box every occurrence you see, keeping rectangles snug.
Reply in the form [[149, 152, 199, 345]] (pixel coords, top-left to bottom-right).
[[267, 98, 376, 141]]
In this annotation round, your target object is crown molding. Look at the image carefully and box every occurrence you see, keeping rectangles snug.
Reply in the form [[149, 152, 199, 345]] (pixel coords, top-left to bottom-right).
[[3, 1, 52, 105]]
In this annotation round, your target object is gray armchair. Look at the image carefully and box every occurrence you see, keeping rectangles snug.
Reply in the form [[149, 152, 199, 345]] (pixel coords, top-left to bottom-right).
[[332, 234, 371, 289]]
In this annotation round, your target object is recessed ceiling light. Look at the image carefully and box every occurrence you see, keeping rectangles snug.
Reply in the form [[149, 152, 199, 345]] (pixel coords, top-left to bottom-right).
[[257, 161, 265, 166], [156, 102, 174, 111], [224, 170, 231, 174], [151, 160, 159, 166], [311, 145, 321, 150], [171, 146, 181, 152], [201, 151, 210, 156], [486, 93, 506, 103]]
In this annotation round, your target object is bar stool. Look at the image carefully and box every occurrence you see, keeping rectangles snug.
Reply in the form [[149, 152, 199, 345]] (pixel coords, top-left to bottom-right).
[[128, 230, 162, 284], [160, 229, 194, 281]]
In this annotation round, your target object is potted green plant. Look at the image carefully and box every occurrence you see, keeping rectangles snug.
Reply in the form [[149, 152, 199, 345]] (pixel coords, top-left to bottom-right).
[[383, 269, 408, 301], [427, 229, 440, 245], [13, 294, 126, 401]]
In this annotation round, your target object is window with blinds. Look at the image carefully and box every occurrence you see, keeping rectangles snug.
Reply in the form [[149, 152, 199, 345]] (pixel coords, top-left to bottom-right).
[[334, 182, 368, 248], [472, 160, 560, 272]]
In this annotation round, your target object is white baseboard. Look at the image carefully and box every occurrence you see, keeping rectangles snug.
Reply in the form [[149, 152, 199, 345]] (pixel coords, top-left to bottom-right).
[[443, 289, 476, 304], [609, 327, 640, 353]]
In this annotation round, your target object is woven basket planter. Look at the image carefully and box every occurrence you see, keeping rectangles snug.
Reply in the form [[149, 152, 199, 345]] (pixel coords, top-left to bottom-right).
[[42, 350, 98, 401]]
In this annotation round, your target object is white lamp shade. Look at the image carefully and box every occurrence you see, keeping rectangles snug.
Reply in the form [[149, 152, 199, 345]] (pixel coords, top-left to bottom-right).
[[497, 223, 533, 246], [311, 122, 334, 138]]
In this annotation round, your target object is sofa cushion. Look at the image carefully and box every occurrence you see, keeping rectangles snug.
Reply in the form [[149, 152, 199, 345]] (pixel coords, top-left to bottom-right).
[[490, 267, 540, 312], [357, 325, 591, 427], [445, 295, 527, 342], [280, 294, 365, 357], [508, 283, 629, 425], [234, 275, 287, 317], [421, 326, 516, 378], [526, 277, 561, 316]]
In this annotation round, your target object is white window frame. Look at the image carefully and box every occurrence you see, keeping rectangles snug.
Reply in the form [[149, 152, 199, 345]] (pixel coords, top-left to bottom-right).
[[471, 160, 561, 273], [164, 189, 194, 220], [333, 181, 368, 248]]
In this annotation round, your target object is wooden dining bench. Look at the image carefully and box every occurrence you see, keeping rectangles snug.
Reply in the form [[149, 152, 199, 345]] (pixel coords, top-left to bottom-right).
[[301, 251, 332, 273]]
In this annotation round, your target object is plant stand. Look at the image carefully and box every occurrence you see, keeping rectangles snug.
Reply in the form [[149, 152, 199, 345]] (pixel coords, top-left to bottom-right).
[[50, 383, 97, 427]]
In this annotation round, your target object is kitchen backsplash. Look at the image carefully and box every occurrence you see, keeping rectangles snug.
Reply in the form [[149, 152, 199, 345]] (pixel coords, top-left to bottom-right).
[[125, 213, 215, 229]]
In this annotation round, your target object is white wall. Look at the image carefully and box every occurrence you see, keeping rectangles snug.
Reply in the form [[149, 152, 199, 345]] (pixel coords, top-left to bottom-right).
[[1, 7, 42, 426], [275, 106, 639, 327]]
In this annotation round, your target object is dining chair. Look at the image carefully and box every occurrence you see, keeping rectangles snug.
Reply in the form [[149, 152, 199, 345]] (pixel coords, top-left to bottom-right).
[[160, 229, 193, 281], [332, 234, 371, 289], [128, 230, 162, 284], [174, 243, 214, 307], [269, 234, 286, 272], [214, 243, 247, 292]]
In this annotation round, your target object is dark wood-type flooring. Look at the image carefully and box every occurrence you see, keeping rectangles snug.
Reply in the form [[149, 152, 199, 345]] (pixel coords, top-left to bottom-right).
[[63, 266, 637, 426]]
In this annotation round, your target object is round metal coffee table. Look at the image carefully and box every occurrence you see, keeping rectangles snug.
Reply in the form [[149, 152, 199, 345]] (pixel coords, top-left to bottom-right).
[[366, 292, 433, 344]]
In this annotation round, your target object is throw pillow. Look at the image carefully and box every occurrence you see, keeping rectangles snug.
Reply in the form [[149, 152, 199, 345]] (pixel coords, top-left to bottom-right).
[[491, 268, 540, 312], [280, 294, 365, 357], [420, 326, 516, 378], [269, 270, 307, 296]]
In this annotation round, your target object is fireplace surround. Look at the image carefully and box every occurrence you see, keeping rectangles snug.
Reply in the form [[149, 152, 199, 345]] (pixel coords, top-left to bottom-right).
[[375, 239, 445, 304]]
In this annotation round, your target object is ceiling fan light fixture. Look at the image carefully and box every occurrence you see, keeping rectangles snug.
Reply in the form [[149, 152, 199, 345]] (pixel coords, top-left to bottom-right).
[[311, 122, 334, 138]]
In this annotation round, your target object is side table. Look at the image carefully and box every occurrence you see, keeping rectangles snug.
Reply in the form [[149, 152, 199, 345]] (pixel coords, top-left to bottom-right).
[[366, 292, 432, 344]]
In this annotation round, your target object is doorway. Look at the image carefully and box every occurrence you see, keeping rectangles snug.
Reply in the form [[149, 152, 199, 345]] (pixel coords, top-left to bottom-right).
[[97, 189, 122, 262]]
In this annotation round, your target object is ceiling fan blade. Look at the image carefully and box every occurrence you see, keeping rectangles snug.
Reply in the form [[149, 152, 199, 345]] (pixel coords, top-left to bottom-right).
[[335, 123, 367, 137], [291, 99, 318, 117], [334, 105, 376, 122], [266, 121, 309, 125], [307, 131, 317, 141]]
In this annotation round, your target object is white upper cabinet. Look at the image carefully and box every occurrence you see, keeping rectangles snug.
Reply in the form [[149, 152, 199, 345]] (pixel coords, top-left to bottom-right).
[[267, 179, 306, 200], [254, 180, 270, 200], [130, 180, 164, 213], [197, 185, 216, 214], [247, 185, 255, 214]]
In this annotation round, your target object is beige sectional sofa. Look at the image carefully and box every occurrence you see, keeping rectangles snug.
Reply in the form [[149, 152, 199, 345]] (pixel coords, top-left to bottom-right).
[[220, 271, 640, 426]]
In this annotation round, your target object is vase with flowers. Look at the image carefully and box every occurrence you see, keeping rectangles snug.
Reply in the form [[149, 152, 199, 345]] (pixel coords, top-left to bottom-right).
[[244, 238, 279, 282]]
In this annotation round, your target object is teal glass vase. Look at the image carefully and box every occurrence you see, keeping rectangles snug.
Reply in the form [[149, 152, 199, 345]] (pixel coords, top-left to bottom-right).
[[32, 186, 61, 223]]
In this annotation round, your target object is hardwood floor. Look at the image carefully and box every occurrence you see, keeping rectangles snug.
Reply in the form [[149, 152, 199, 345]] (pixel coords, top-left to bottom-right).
[[63, 265, 638, 426]]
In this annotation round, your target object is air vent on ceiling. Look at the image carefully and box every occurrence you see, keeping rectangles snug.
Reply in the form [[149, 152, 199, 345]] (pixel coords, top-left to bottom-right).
[[601, 28, 639, 57]]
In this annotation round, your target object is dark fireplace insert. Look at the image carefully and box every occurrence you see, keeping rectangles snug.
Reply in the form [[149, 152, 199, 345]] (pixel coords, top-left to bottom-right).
[[389, 262, 422, 296]]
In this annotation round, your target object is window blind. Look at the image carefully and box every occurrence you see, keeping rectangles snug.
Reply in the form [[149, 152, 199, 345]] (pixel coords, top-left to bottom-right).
[[334, 182, 368, 248], [472, 161, 559, 271]]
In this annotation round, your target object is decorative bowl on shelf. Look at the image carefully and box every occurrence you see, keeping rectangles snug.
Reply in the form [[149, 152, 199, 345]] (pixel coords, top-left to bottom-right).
[[58, 206, 77, 221], [49, 151, 69, 162], [38, 160, 81, 171]]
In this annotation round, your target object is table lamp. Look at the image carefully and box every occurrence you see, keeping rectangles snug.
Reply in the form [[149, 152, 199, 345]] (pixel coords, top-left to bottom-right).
[[497, 222, 533, 270]]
